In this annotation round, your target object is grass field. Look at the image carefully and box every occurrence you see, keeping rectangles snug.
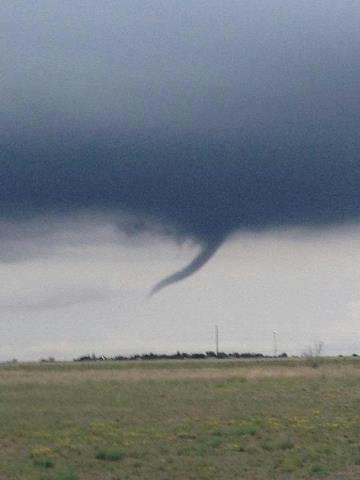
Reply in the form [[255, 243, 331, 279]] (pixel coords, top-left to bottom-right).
[[1, 358, 360, 479]]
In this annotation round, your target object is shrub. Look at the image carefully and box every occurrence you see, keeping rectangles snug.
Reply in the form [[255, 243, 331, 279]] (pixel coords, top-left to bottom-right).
[[30, 447, 55, 468], [277, 437, 294, 450], [302, 341, 324, 368], [95, 448, 124, 461], [32, 457, 54, 468]]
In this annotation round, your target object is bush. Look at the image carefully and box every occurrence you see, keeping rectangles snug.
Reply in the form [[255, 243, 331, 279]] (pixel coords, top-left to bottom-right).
[[95, 448, 124, 462], [30, 447, 55, 469], [32, 457, 54, 468], [302, 341, 324, 368]]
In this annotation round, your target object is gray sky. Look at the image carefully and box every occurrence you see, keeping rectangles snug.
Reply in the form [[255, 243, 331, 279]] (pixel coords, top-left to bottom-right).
[[1, 218, 360, 361], [1, 1, 360, 359]]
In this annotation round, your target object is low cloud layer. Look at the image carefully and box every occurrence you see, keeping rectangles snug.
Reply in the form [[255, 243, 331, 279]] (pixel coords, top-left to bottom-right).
[[2, 1, 360, 290], [0, 287, 116, 313]]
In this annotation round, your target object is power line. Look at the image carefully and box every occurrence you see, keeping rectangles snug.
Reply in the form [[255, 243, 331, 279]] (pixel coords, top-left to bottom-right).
[[273, 330, 278, 357]]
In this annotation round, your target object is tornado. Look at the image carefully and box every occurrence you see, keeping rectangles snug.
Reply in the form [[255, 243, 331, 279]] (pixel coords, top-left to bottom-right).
[[149, 236, 225, 296]]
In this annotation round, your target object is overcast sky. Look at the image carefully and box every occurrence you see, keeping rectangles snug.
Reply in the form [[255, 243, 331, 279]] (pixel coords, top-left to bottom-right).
[[1, 1, 360, 360]]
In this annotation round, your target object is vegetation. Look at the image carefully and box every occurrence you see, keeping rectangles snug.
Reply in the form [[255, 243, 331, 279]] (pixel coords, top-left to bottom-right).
[[302, 342, 324, 368], [1, 357, 360, 479], [73, 351, 283, 361], [95, 448, 124, 462]]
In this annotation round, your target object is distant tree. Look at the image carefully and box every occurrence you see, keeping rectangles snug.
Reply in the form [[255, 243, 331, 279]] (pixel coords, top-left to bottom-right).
[[302, 341, 324, 368], [205, 351, 217, 358]]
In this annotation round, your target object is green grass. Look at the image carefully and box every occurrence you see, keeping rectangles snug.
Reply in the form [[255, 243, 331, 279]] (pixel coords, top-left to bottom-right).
[[1, 358, 360, 479]]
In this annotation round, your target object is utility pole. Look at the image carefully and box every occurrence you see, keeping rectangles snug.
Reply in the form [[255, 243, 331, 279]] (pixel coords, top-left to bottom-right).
[[215, 325, 219, 357], [273, 330, 278, 357]]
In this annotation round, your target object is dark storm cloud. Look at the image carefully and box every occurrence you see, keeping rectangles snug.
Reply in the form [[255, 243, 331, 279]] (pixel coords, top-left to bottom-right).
[[1, 0, 360, 291]]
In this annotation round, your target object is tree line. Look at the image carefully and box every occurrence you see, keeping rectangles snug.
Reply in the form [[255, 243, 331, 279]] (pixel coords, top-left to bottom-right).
[[74, 351, 288, 362]]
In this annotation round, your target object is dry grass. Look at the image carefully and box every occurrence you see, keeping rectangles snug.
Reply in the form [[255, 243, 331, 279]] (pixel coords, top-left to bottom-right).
[[0, 360, 359, 384]]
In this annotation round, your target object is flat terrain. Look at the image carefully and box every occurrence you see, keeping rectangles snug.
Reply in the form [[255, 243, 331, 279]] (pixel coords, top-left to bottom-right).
[[1, 358, 360, 479]]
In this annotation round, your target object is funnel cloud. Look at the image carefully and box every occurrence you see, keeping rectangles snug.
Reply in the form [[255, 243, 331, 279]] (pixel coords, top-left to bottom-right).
[[2, 1, 360, 292], [150, 236, 225, 296]]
